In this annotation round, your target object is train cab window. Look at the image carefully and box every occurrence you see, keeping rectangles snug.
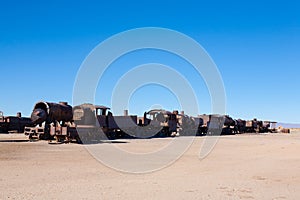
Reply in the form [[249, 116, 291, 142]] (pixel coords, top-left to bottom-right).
[[96, 108, 107, 116], [147, 114, 154, 121], [96, 109, 102, 116]]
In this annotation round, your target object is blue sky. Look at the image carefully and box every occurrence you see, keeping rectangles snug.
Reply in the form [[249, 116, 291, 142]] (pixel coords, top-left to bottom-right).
[[0, 0, 299, 123]]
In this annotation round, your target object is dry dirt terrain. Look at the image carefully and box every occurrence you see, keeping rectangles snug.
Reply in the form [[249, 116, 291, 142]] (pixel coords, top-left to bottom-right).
[[0, 132, 300, 200]]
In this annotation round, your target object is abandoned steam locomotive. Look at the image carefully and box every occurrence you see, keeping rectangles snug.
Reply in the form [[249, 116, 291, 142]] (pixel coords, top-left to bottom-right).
[[0, 111, 33, 133], [23, 101, 277, 143]]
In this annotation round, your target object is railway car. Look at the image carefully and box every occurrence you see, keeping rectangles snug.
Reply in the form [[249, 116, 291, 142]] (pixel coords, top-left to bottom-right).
[[73, 103, 138, 140], [175, 111, 204, 136], [0, 111, 33, 133], [141, 109, 178, 137], [197, 114, 229, 135]]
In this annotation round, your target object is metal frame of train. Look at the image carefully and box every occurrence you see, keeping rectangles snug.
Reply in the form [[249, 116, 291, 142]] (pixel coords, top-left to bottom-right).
[[22, 101, 278, 143]]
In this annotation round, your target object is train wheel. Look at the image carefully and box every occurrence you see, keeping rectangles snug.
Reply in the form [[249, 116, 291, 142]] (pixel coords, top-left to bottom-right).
[[107, 131, 116, 140]]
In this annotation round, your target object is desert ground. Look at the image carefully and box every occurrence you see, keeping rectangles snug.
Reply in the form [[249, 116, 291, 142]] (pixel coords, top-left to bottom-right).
[[0, 132, 300, 200]]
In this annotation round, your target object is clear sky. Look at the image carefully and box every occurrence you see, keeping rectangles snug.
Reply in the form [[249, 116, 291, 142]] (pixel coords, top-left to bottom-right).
[[0, 0, 299, 123]]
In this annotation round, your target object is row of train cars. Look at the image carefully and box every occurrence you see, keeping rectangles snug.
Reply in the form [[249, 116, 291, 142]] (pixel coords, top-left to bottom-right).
[[0, 101, 289, 143]]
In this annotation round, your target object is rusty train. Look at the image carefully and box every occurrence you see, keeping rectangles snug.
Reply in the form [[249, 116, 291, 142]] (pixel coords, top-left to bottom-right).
[[20, 101, 278, 143], [0, 111, 33, 133]]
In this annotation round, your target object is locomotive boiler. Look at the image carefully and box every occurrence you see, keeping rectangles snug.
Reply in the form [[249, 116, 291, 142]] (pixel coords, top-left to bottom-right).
[[30, 101, 73, 125], [25, 101, 74, 140]]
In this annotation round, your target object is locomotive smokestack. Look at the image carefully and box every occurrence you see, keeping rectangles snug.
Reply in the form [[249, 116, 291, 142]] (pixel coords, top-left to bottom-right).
[[124, 110, 128, 116], [17, 112, 21, 118], [181, 111, 184, 115]]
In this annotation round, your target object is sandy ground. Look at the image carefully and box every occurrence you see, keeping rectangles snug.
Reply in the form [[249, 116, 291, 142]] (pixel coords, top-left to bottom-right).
[[0, 132, 300, 200]]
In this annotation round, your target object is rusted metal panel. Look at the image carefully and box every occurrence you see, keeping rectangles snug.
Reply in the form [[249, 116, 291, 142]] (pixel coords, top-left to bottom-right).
[[108, 115, 138, 129], [246, 120, 253, 127], [97, 115, 107, 127], [208, 115, 224, 129]]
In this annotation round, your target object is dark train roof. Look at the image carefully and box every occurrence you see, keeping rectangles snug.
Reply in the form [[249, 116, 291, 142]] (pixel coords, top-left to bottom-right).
[[94, 105, 110, 109], [74, 103, 110, 110], [146, 109, 172, 115]]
